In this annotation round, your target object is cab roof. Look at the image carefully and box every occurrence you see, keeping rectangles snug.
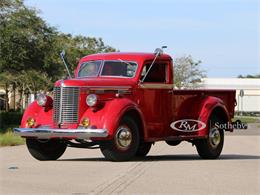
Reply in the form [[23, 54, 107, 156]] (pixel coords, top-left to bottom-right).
[[79, 52, 172, 63]]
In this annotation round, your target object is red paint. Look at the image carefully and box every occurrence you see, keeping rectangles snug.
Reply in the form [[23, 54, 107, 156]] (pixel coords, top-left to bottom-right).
[[20, 52, 236, 142]]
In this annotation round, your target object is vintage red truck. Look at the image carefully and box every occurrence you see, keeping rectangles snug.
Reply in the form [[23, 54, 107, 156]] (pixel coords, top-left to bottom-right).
[[14, 49, 236, 161]]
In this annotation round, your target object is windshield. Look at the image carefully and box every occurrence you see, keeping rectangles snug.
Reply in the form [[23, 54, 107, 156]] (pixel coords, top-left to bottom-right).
[[78, 60, 138, 78], [78, 61, 102, 77], [101, 61, 137, 77]]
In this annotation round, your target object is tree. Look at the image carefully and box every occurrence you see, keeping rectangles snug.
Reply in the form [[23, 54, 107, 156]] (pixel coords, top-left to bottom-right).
[[0, 0, 116, 80], [0, 2, 60, 74], [0, 0, 23, 17], [55, 34, 116, 73], [173, 55, 206, 89], [0, 72, 16, 111], [0, 0, 116, 111]]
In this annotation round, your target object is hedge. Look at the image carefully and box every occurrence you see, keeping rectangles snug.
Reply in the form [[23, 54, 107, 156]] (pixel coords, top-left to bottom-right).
[[235, 111, 260, 117], [0, 111, 23, 130]]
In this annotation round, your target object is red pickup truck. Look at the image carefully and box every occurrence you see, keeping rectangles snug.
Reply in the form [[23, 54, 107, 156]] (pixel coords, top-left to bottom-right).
[[14, 49, 236, 161]]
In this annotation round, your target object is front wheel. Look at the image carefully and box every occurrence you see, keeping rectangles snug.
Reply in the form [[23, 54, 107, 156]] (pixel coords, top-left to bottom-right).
[[26, 139, 67, 161], [195, 115, 224, 159], [100, 116, 140, 161], [135, 142, 152, 157]]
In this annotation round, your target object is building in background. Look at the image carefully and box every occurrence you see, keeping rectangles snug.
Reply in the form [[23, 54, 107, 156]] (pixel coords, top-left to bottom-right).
[[0, 88, 5, 110], [200, 78, 260, 113], [0, 85, 33, 111]]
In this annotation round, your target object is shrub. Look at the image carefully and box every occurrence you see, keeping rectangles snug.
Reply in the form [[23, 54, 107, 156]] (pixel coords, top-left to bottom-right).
[[0, 111, 23, 131]]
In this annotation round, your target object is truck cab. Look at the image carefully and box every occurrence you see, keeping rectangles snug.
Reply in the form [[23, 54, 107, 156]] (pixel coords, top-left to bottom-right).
[[14, 51, 236, 161]]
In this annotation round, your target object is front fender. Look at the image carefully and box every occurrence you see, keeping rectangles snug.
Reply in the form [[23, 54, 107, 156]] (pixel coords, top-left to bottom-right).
[[80, 98, 143, 139], [20, 101, 53, 128]]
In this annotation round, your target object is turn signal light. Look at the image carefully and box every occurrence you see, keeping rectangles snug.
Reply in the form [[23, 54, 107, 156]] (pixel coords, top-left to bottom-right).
[[26, 118, 35, 128], [81, 118, 90, 128]]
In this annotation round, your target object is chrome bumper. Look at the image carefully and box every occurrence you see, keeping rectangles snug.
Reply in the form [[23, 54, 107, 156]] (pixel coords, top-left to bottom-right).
[[13, 128, 108, 139]]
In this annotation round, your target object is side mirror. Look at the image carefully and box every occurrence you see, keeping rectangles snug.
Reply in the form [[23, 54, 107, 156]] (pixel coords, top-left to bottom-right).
[[60, 50, 65, 58], [154, 46, 167, 56], [154, 48, 163, 56], [141, 46, 168, 82], [60, 50, 72, 79]]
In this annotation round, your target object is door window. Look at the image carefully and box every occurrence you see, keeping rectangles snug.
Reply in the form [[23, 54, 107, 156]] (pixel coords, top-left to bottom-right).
[[141, 63, 167, 83]]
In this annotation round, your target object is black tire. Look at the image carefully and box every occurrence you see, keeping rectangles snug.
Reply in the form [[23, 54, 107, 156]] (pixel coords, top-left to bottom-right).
[[136, 142, 152, 157], [100, 116, 140, 161], [26, 139, 67, 161], [195, 115, 224, 159]]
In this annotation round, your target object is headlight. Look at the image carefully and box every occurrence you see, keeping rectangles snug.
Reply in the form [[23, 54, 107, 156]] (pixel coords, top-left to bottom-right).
[[86, 94, 98, 107], [37, 93, 47, 106]]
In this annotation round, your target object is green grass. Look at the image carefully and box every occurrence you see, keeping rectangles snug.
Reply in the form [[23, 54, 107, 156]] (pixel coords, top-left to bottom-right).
[[0, 129, 25, 146], [233, 116, 259, 124]]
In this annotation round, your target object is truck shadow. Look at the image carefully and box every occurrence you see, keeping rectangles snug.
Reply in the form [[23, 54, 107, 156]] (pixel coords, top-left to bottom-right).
[[59, 154, 260, 162]]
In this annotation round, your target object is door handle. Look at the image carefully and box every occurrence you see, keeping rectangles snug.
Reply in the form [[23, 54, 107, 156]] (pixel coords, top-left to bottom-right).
[[168, 89, 174, 94]]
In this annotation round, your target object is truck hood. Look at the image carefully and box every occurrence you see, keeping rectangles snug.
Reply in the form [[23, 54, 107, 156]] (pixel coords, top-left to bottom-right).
[[54, 78, 137, 88]]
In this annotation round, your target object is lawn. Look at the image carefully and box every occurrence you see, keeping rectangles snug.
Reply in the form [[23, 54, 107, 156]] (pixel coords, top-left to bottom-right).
[[0, 129, 25, 146], [233, 116, 260, 124]]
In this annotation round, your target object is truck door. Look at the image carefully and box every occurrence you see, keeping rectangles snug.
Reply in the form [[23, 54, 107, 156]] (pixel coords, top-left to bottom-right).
[[138, 60, 173, 139]]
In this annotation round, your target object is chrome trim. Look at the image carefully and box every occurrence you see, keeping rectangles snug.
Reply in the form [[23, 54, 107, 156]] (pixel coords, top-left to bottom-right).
[[58, 86, 132, 90], [117, 89, 132, 95], [115, 126, 132, 149], [53, 86, 80, 126], [141, 50, 160, 82], [81, 86, 132, 91], [100, 75, 136, 79], [53, 87, 61, 124], [209, 127, 221, 148], [60, 51, 72, 78], [139, 83, 173, 89], [100, 60, 138, 78], [13, 128, 108, 139], [58, 81, 63, 124], [77, 60, 138, 79]]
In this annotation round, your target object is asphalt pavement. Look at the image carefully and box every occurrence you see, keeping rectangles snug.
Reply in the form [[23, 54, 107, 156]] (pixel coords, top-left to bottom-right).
[[0, 130, 260, 195]]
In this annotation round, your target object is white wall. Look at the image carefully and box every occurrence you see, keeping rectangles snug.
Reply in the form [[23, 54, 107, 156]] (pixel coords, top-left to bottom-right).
[[200, 78, 260, 112]]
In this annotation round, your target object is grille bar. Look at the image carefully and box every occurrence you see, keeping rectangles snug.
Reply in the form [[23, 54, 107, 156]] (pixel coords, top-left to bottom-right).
[[53, 86, 80, 127]]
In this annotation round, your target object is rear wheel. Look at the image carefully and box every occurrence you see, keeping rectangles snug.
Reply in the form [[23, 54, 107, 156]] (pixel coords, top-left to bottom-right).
[[26, 139, 67, 161], [195, 115, 224, 159], [100, 116, 140, 161]]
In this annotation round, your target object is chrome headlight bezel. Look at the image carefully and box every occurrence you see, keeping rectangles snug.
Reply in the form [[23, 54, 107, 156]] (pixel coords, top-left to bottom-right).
[[36, 93, 47, 106], [86, 94, 98, 107]]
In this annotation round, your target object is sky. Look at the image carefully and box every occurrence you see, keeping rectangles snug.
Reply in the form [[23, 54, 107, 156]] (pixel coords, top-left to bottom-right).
[[25, 0, 259, 78]]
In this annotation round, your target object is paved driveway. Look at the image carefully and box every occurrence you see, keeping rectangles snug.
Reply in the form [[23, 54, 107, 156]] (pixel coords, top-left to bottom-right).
[[0, 133, 259, 194]]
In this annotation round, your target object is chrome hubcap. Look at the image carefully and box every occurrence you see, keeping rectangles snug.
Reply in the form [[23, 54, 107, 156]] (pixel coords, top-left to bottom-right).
[[209, 127, 221, 148], [115, 126, 132, 149]]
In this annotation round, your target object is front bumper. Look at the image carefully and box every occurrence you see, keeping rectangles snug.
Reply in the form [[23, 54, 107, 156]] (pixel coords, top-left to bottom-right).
[[13, 128, 108, 139]]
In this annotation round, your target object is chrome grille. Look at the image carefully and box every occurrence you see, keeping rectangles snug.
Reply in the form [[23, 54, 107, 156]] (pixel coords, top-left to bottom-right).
[[53, 87, 80, 126]]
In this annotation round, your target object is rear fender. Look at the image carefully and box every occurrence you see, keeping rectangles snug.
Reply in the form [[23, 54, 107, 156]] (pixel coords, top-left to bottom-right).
[[80, 98, 145, 139], [197, 96, 231, 136], [175, 96, 230, 136]]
